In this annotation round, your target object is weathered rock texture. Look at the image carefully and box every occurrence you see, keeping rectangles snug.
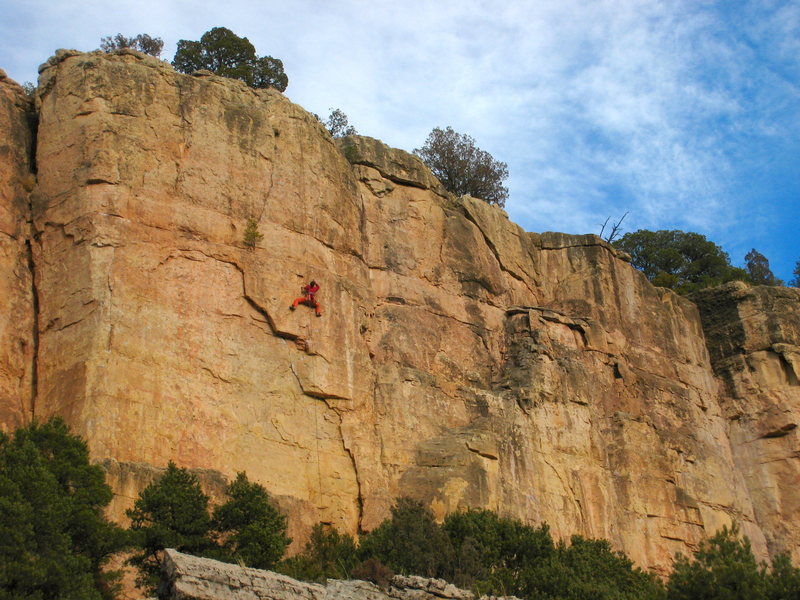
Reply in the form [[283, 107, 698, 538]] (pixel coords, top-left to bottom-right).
[[0, 49, 797, 576], [693, 283, 800, 561], [161, 549, 520, 600], [0, 68, 36, 432]]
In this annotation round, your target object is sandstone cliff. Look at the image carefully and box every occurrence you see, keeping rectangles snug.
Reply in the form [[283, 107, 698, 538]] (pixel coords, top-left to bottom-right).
[[0, 69, 35, 431], [1, 49, 797, 575], [693, 283, 800, 559]]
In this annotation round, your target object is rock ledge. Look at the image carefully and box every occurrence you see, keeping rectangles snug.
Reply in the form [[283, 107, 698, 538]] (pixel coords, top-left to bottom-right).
[[161, 549, 521, 600]]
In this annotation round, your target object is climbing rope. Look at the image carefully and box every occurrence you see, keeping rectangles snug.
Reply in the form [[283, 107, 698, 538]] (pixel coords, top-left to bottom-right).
[[301, 191, 323, 352], [304, 192, 324, 507]]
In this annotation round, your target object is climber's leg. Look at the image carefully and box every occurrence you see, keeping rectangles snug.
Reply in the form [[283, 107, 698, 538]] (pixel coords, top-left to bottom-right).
[[313, 299, 322, 317], [291, 296, 306, 310]]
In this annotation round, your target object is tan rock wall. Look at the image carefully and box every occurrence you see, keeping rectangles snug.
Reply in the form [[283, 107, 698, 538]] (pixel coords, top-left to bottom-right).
[[694, 283, 800, 562], [32, 50, 365, 541], [0, 69, 35, 432], [4, 48, 792, 576]]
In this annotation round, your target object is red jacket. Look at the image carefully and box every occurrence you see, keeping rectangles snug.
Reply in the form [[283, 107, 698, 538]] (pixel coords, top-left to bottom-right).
[[304, 283, 320, 299]]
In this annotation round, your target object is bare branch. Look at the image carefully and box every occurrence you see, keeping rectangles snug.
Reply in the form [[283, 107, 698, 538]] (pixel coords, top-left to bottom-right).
[[605, 211, 629, 243]]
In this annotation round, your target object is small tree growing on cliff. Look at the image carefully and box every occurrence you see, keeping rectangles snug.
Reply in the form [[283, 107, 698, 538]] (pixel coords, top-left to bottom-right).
[[414, 126, 509, 207], [243, 218, 263, 249], [173, 27, 288, 91]]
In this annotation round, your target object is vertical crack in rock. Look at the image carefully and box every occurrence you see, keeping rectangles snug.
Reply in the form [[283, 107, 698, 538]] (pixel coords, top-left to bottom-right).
[[24, 237, 39, 415], [24, 100, 39, 417], [253, 133, 276, 224], [323, 399, 365, 534], [287, 362, 365, 532]]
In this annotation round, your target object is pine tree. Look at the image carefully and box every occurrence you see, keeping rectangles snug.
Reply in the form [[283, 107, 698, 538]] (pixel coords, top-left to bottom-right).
[[212, 472, 290, 569], [358, 498, 453, 579], [173, 27, 288, 91], [745, 249, 782, 286], [0, 419, 126, 599], [414, 127, 509, 207], [667, 524, 767, 600], [127, 462, 213, 591]]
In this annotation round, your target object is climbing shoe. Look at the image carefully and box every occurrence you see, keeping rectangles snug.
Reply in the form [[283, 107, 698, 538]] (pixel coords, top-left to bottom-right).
[[316, 313, 322, 318], [290, 305, 296, 311]]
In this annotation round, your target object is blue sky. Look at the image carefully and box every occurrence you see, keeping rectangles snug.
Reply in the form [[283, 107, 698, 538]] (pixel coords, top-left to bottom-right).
[[2, 0, 798, 282]]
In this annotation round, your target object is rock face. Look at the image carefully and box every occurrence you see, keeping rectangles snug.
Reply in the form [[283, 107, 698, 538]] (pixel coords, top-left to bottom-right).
[[161, 549, 520, 600], [693, 283, 800, 561], [0, 68, 35, 432], [0, 49, 797, 574]]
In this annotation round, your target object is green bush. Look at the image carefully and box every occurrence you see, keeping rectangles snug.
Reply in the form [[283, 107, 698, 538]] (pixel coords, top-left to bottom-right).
[[527, 536, 666, 600], [278, 524, 358, 582], [322, 109, 357, 138], [613, 229, 748, 294], [128, 465, 290, 592], [99, 33, 164, 57], [766, 552, 800, 600], [442, 511, 664, 599], [414, 126, 509, 207], [352, 557, 394, 590], [790, 258, 800, 287]]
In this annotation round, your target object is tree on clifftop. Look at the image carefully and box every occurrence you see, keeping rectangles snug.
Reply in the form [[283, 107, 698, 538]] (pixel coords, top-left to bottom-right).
[[323, 108, 357, 138], [414, 126, 509, 207], [744, 249, 782, 286], [613, 229, 747, 294], [172, 27, 288, 91], [789, 258, 800, 287]]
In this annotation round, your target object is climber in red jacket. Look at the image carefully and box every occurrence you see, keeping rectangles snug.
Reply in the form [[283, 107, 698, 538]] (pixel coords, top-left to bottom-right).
[[290, 280, 322, 317]]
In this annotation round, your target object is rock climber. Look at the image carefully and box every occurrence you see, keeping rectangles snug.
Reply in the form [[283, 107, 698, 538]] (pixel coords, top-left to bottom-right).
[[290, 280, 322, 317]]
